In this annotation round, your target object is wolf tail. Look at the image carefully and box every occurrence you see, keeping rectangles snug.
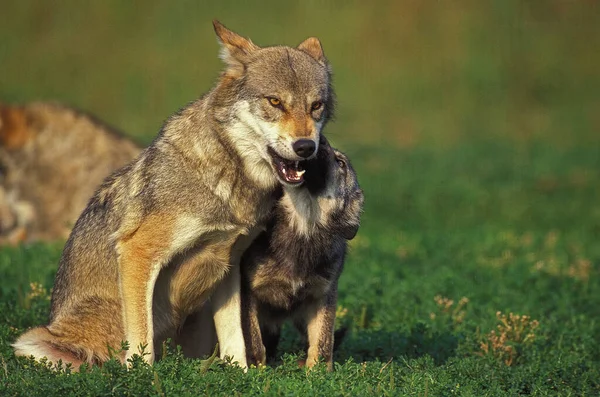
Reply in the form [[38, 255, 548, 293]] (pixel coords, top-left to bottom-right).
[[12, 326, 113, 370]]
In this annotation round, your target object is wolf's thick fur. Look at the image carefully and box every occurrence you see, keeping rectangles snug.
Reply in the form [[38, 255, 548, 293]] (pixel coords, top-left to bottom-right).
[[0, 102, 140, 244], [240, 137, 363, 370], [13, 21, 335, 369]]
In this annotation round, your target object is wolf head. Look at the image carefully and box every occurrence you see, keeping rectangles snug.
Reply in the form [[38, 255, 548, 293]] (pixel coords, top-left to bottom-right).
[[329, 147, 364, 239], [212, 21, 335, 187], [284, 136, 364, 240]]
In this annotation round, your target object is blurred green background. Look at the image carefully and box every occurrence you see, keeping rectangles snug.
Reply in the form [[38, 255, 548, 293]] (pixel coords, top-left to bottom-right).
[[2, 3, 600, 393], [2, 0, 598, 148], [3, 0, 600, 250]]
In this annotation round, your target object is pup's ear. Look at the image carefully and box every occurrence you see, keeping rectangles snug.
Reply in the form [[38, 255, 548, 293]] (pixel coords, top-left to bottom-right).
[[213, 20, 259, 77], [340, 223, 359, 240], [297, 37, 326, 65]]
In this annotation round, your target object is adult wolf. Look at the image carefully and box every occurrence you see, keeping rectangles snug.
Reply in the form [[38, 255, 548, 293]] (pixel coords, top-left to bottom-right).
[[13, 20, 335, 370], [0, 101, 140, 245]]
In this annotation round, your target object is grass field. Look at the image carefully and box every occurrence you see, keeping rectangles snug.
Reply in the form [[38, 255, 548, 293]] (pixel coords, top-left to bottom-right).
[[1, 1, 599, 395]]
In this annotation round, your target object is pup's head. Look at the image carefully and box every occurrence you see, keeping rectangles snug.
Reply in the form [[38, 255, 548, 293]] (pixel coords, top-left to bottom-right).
[[301, 136, 364, 240], [213, 21, 335, 187]]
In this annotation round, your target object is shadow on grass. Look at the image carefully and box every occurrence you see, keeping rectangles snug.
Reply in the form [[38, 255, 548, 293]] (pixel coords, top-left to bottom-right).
[[335, 323, 460, 366]]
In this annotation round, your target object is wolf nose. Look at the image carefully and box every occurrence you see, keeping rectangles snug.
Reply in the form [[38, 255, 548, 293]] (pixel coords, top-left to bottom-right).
[[292, 139, 316, 158]]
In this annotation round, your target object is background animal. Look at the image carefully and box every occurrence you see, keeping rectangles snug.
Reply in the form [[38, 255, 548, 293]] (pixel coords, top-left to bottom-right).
[[0, 102, 141, 244]]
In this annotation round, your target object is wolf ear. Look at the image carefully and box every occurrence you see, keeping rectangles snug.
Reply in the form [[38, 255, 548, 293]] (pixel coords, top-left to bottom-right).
[[213, 20, 259, 77], [297, 37, 326, 65]]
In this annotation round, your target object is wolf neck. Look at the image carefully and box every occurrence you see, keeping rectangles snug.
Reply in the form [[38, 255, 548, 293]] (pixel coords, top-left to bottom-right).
[[280, 187, 323, 237], [206, 78, 278, 191], [220, 101, 278, 191], [163, 92, 278, 192]]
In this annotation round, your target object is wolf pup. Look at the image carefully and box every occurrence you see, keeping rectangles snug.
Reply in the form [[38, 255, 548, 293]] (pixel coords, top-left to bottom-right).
[[13, 21, 335, 369], [240, 136, 363, 371], [0, 101, 141, 245]]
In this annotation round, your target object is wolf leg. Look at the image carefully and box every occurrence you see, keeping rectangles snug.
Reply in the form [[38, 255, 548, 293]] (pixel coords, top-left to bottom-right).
[[212, 262, 248, 368], [304, 289, 337, 371], [116, 216, 174, 365], [262, 323, 281, 364], [176, 304, 218, 359], [241, 290, 266, 366]]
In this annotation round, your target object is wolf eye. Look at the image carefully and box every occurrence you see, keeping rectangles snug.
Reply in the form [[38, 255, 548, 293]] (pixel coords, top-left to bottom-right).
[[336, 158, 346, 169], [267, 97, 282, 108], [311, 101, 323, 111]]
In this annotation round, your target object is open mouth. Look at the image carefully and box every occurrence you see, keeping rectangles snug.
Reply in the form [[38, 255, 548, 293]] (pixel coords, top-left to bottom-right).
[[268, 147, 306, 185]]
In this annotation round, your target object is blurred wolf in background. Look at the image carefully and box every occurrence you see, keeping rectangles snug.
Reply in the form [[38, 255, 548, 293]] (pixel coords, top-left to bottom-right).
[[0, 101, 141, 245]]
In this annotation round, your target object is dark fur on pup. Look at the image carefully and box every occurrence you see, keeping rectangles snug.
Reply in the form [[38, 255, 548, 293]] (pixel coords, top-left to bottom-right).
[[241, 136, 364, 370]]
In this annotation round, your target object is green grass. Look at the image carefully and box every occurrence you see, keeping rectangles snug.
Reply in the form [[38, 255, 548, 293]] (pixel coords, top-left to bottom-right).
[[1, 1, 600, 395]]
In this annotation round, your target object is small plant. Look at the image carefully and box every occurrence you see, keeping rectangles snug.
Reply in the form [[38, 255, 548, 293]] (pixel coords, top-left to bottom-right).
[[567, 258, 592, 281], [532, 256, 593, 282], [19, 282, 51, 310], [479, 311, 540, 366], [335, 305, 351, 331], [430, 295, 469, 326], [336, 305, 349, 322]]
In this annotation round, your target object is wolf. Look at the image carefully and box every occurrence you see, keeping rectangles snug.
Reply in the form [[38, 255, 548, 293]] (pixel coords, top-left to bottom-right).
[[12, 20, 335, 370], [240, 136, 363, 371], [0, 101, 140, 245], [172, 137, 362, 370]]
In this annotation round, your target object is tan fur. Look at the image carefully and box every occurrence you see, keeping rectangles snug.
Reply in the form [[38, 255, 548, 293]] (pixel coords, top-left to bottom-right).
[[213, 20, 260, 79], [0, 188, 34, 245], [297, 37, 326, 65], [13, 21, 335, 371], [116, 214, 175, 361], [0, 106, 30, 149], [14, 297, 125, 370], [305, 295, 336, 370], [280, 111, 318, 139], [0, 102, 141, 244]]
